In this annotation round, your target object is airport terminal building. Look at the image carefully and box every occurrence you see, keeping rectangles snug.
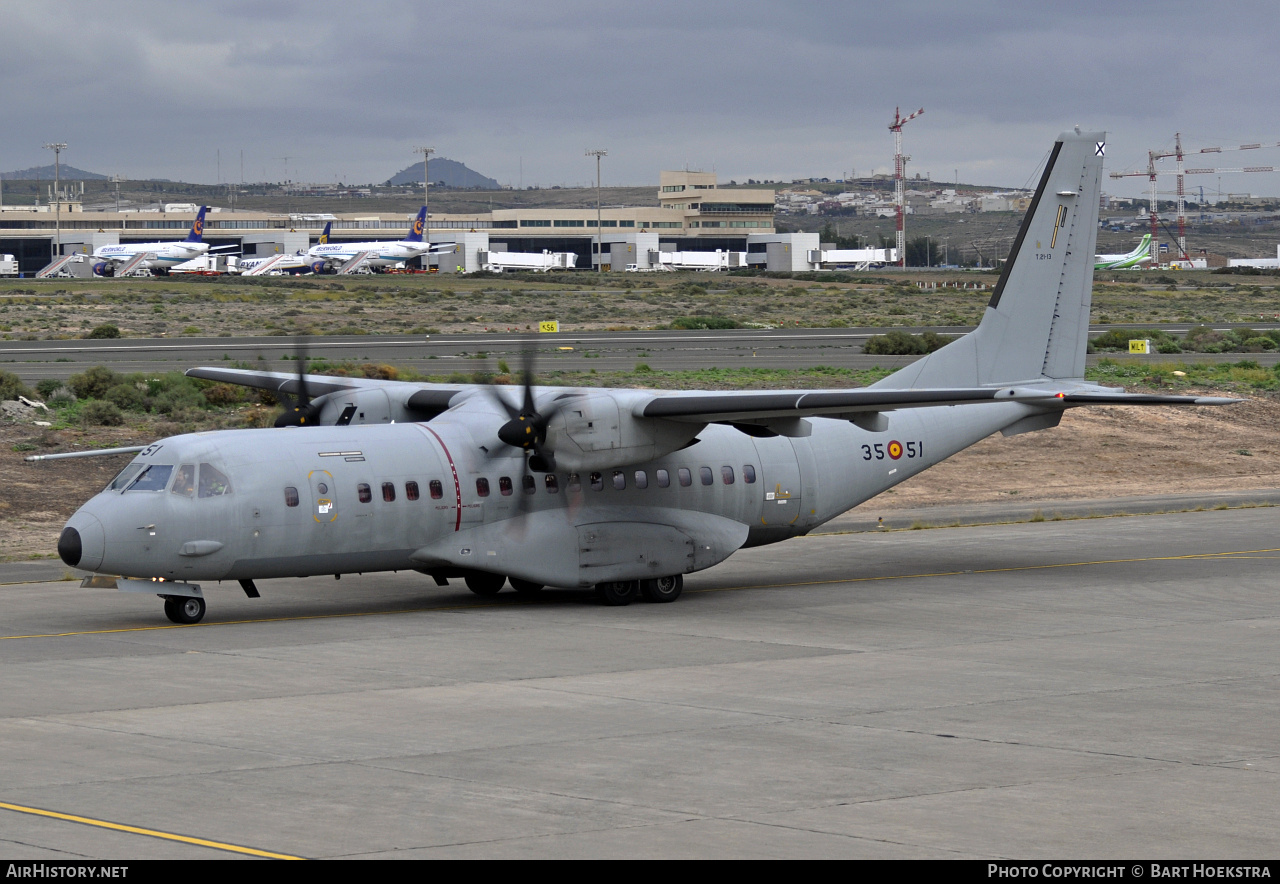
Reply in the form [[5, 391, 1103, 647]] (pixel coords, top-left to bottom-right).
[[0, 172, 823, 275]]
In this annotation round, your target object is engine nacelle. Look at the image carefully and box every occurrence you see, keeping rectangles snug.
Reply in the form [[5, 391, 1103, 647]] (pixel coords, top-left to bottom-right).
[[310, 261, 328, 275], [92, 262, 112, 277], [544, 390, 702, 472]]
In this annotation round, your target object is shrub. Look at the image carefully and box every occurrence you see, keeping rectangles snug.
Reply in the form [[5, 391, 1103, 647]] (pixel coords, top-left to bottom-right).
[[670, 316, 740, 330], [105, 383, 147, 411], [0, 369, 32, 401], [81, 400, 124, 426], [863, 330, 956, 356], [84, 324, 121, 339], [68, 366, 119, 400], [35, 378, 63, 399]]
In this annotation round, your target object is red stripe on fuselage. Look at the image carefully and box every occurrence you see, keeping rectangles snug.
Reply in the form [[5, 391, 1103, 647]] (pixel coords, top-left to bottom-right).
[[422, 426, 463, 531]]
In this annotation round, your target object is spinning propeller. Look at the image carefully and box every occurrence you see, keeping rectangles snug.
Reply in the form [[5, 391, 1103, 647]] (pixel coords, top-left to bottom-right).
[[482, 341, 569, 473], [273, 339, 324, 427]]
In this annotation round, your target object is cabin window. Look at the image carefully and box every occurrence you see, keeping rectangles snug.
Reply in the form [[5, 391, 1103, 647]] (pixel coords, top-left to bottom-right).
[[522, 474, 536, 494], [678, 468, 692, 487], [171, 464, 196, 498], [499, 476, 513, 496], [476, 477, 490, 497], [357, 483, 372, 503], [590, 471, 603, 491], [612, 470, 626, 490], [567, 473, 582, 492], [125, 464, 174, 493], [382, 482, 396, 502], [545, 474, 559, 493], [721, 466, 735, 485], [406, 481, 420, 501], [284, 486, 299, 507], [429, 480, 443, 500], [743, 464, 757, 484], [634, 470, 648, 489], [656, 469, 670, 488], [699, 467, 713, 486], [198, 464, 232, 498]]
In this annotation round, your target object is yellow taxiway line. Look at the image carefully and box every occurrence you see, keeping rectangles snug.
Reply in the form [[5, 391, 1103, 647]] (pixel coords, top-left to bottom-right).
[[0, 800, 303, 859]]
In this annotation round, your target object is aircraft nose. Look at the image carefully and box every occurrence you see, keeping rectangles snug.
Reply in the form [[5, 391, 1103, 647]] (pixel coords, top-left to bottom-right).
[[60, 513, 105, 571]]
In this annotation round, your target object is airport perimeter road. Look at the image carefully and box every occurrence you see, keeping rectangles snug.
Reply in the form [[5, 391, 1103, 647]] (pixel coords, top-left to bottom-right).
[[1, 507, 1277, 858], [6, 326, 1280, 383]]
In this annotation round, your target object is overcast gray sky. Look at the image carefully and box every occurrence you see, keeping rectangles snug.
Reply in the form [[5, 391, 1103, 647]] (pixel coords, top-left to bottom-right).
[[4, 0, 1278, 199]]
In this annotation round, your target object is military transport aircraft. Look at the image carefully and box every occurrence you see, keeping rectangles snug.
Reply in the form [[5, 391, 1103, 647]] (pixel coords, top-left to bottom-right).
[[51, 129, 1238, 625]]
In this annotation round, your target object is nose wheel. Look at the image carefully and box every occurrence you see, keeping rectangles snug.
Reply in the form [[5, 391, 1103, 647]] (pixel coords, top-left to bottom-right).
[[163, 595, 206, 625]]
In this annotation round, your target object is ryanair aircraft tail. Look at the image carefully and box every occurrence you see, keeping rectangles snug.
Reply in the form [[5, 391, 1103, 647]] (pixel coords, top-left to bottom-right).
[[183, 206, 209, 243], [875, 129, 1105, 389], [404, 207, 427, 243]]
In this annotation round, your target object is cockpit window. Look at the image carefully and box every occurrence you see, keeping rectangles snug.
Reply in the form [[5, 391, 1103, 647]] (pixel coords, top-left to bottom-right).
[[197, 463, 232, 498], [125, 464, 174, 493], [106, 462, 144, 492], [171, 464, 196, 498]]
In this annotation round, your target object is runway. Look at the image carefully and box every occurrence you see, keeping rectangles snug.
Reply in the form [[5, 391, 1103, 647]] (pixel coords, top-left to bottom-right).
[[1, 506, 1277, 858], [5, 326, 1280, 383]]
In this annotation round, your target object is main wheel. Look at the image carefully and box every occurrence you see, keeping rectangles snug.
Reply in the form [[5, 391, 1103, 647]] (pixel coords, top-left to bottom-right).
[[509, 578, 544, 594], [464, 572, 506, 596], [596, 580, 638, 606], [163, 595, 206, 625], [640, 574, 683, 603]]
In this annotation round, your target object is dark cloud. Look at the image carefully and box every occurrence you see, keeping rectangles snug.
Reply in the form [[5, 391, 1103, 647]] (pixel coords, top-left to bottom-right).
[[2, 0, 1277, 198]]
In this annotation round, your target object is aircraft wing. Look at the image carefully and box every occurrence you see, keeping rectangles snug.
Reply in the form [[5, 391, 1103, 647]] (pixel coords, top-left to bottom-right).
[[637, 386, 1240, 423], [186, 367, 362, 397]]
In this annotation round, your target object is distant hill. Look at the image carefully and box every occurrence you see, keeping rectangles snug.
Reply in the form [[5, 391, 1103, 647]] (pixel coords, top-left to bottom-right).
[[2, 164, 107, 181], [386, 157, 498, 189]]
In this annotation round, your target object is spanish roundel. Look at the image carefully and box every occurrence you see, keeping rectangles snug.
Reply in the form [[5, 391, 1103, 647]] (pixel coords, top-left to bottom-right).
[[887, 441, 903, 460]]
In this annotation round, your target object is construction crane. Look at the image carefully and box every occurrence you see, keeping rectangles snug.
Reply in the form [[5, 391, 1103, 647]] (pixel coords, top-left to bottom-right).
[[1110, 133, 1277, 264], [889, 107, 923, 268]]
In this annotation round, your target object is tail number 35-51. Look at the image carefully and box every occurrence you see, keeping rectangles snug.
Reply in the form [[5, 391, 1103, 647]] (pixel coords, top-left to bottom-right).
[[862, 440, 922, 461]]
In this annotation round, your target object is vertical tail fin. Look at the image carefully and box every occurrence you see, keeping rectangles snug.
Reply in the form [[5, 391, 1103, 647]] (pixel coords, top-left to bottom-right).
[[404, 207, 427, 243], [184, 206, 208, 243], [1132, 233, 1152, 261], [874, 129, 1105, 390], [318, 221, 331, 244]]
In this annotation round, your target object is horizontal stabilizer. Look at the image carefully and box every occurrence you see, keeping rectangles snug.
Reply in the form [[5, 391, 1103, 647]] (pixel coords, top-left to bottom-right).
[[1059, 391, 1242, 406]]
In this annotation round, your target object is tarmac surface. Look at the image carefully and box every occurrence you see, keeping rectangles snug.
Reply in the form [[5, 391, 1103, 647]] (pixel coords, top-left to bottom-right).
[[2, 504, 1278, 858]]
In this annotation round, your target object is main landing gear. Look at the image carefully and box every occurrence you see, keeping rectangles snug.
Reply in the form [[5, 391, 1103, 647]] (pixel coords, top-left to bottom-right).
[[596, 575, 683, 606], [162, 595, 206, 625]]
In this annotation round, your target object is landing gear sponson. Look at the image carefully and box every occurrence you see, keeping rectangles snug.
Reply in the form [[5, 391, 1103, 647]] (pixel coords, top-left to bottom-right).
[[459, 573, 683, 606]]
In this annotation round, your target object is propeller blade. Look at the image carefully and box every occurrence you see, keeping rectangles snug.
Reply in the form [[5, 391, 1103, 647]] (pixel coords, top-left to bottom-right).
[[274, 336, 323, 427]]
